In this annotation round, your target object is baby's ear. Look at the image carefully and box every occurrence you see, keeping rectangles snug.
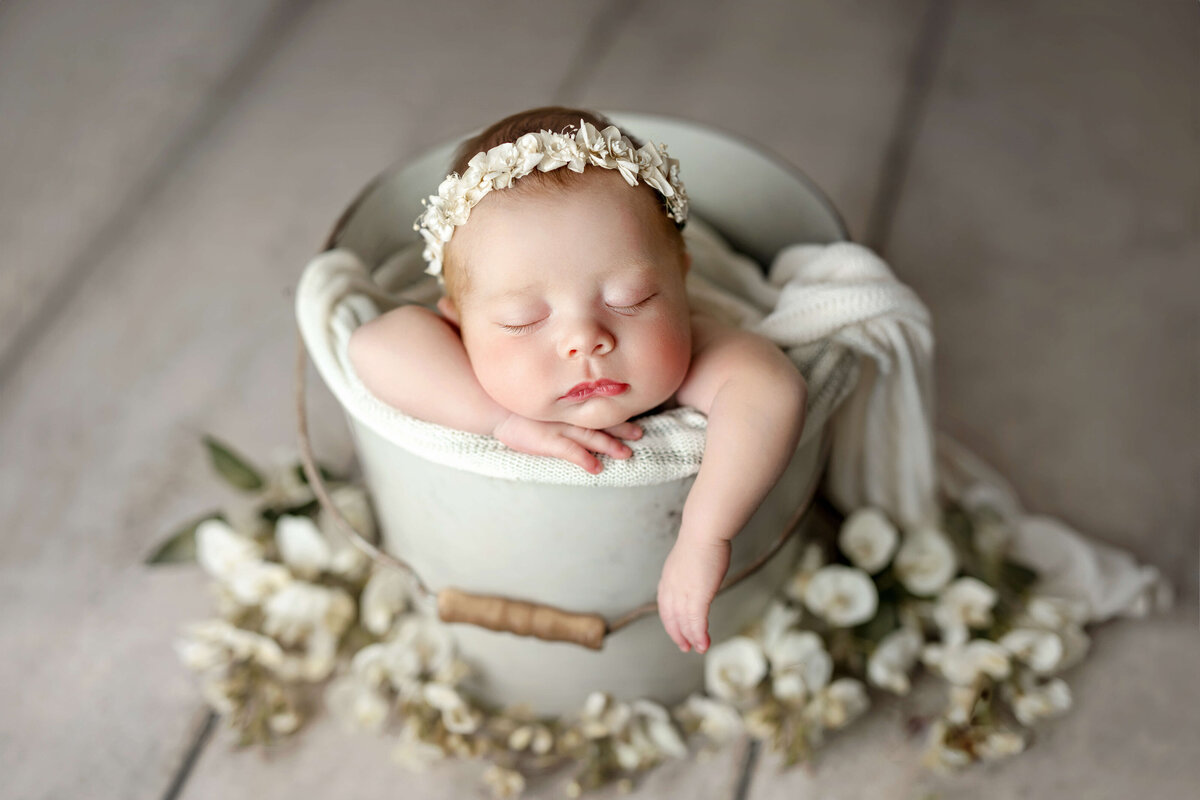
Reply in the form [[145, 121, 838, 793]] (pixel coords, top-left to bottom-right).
[[436, 295, 460, 325]]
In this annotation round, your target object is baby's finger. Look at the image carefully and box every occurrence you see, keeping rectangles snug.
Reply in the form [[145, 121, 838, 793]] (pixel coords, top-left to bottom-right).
[[567, 427, 631, 460], [602, 421, 644, 441], [659, 593, 690, 652], [683, 609, 710, 654], [552, 437, 602, 474]]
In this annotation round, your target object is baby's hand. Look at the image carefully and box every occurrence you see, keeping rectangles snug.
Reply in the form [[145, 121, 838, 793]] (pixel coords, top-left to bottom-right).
[[656, 535, 731, 654], [493, 414, 642, 474]]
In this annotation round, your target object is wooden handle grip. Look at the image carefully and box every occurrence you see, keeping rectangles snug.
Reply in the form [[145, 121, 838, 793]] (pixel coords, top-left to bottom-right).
[[436, 588, 608, 651]]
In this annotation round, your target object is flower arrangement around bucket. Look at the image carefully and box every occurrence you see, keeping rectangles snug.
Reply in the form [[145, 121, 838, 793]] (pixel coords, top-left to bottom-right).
[[149, 436, 1089, 798]]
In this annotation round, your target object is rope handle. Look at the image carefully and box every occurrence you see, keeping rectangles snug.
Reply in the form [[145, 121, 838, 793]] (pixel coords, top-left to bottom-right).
[[296, 328, 830, 649]]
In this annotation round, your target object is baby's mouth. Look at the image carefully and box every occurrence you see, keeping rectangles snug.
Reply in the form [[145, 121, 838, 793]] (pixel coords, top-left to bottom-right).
[[559, 380, 630, 401]]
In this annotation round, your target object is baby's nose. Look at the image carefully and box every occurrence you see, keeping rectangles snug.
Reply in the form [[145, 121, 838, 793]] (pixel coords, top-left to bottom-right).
[[559, 322, 614, 359]]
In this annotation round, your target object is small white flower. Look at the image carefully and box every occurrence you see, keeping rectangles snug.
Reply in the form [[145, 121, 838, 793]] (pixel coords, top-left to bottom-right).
[[1019, 595, 1089, 631], [999, 628, 1065, 674], [1005, 675, 1072, 726], [267, 708, 302, 735], [923, 639, 1011, 686], [324, 674, 390, 732], [976, 729, 1025, 761], [580, 691, 633, 738], [867, 627, 924, 695], [810, 678, 870, 729], [922, 720, 972, 772], [766, 630, 832, 703], [704, 637, 768, 705], [390, 614, 456, 678], [225, 560, 292, 606], [680, 694, 744, 744], [757, 600, 802, 652], [261, 459, 316, 507], [894, 528, 958, 596], [275, 515, 332, 580], [360, 568, 413, 636], [196, 519, 262, 582], [631, 699, 688, 759], [784, 543, 825, 603], [838, 508, 899, 573], [318, 486, 375, 579], [945, 684, 980, 725], [424, 683, 482, 734], [482, 765, 526, 799], [262, 582, 355, 647], [803, 565, 879, 627], [934, 577, 998, 646], [178, 619, 284, 671]]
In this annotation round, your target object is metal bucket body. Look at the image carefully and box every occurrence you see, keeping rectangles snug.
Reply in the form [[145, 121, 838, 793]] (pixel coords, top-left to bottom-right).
[[317, 113, 848, 714]]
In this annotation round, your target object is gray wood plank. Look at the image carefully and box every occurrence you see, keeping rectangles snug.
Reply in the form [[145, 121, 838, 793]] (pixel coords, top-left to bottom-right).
[[878, 0, 1198, 598], [575, 0, 932, 242], [743, 608, 1200, 800], [0, 566, 214, 800], [0, 0, 286, 376]]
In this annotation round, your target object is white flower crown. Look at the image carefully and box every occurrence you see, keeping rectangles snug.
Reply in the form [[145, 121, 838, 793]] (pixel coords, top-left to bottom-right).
[[413, 119, 689, 278]]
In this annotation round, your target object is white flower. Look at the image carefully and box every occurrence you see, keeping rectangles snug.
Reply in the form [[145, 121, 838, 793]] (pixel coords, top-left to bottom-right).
[[631, 699, 688, 759], [976, 729, 1025, 761], [894, 528, 958, 596], [810, 678, 870, 729], [999, 628, 1064, 674], [226, 560, 292, 606], [1005, 674, 1072, 726], [275, 515, 331, 580], [1019, 595, 1089, 631], [934, 577, 998, 646], [867, 627, 923, 694], [423, 683, 482, 734], [784, 542, 825, 603], [267, 708, 302, 735], [757, 600, 802, 652], [482, 765, 526, 799], [196, 519, 261, 581], [680, 694, 744, 744], [360, 569, 413, 636], [766, 630, 832, 703], [580, 691, 633, 739], [945, 684, 980, 725], [390, 614, 456, 677], [838, 508, 899, 573], [325, 675, 390, 732], [704, 637, 768, 705], [262, 582, 355, 647], [923, 639, 1011, 686], [261, 458, 316, 507], [177, 619, 284, 671], [391, 720, 447, 771], [922, 720, 972, 772], [803, 565, 879, 627]]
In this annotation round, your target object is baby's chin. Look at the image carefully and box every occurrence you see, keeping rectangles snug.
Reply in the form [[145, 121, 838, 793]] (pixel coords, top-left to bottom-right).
[[541, 398, 654, 431]]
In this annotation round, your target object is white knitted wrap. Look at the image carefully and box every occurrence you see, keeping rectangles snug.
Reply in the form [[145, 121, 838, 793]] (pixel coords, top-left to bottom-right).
[[298, 217, 860, 487]]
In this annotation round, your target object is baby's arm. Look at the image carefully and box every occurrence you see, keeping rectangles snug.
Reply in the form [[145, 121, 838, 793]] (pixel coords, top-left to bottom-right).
[[347, 305, 640, 474], [656, 315, 807, 654]]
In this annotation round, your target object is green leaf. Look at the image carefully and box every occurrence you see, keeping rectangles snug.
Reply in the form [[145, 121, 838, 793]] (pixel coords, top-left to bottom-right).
[[293, 462, 339, 486], [144, 512, 224, 565], [999, 559, 1039, 597], [204, 435, 265, 492]]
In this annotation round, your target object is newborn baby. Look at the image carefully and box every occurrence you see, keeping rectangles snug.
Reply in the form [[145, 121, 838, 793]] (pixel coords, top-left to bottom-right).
[[348, 106, 807, 654]]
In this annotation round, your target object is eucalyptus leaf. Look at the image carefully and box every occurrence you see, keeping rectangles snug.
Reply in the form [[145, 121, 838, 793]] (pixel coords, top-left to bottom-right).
[[144, 512, 224, 565], [293, 462, 340, 486], [204, 435, 265, 492]]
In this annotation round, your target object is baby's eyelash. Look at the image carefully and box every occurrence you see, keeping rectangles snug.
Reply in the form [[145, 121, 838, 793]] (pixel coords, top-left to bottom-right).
[[608, 294, 657, 314], [499, 320, 542, 334]]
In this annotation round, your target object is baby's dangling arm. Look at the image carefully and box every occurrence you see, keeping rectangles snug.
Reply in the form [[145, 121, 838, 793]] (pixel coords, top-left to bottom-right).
[[346, 304, 639, 474], [656, 315, 807, 654]]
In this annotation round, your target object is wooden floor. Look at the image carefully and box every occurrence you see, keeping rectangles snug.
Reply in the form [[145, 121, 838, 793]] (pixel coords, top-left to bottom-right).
[[1, 1, 1196, 798]]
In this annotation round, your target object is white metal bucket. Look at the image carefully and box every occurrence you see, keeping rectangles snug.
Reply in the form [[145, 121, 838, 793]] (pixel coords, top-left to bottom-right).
[[302, 112, 849, 714]]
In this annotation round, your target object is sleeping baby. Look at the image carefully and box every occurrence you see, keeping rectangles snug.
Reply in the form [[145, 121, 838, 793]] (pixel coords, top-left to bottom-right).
[[347, 106, 807, 655]]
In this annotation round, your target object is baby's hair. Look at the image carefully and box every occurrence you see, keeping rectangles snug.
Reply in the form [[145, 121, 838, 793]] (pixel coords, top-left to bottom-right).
[[441, 105, 687, 298]]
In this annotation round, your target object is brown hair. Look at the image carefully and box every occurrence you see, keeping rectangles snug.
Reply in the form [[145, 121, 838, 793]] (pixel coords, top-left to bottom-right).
[[441, 105, 686, 297]]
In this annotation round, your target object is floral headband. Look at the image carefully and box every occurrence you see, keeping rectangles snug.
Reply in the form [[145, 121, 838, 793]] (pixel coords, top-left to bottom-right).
[[414, 120, 689, 278]]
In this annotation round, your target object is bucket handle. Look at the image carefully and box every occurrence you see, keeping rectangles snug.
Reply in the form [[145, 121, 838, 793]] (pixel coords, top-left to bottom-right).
[[296, 327, 830, 650]]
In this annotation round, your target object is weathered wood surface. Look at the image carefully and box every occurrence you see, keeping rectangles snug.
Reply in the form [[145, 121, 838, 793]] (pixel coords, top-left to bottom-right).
[[0, 0, 1194, 798]]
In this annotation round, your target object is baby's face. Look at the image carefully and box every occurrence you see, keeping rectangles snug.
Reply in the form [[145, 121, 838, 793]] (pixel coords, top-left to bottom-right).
[[439, 170, 693, 430]]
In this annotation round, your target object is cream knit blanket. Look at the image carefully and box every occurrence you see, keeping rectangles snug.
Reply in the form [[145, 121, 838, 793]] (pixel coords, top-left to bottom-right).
[[296, 218, 1170, 623]]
